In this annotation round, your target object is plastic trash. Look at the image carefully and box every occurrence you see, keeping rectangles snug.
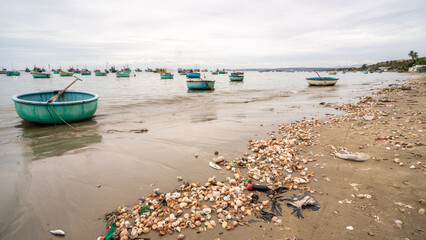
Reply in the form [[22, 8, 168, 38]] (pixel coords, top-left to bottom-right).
[[335, 148, 369, 162], [247, 184, 271, 192], [285, 191, 320, 219]]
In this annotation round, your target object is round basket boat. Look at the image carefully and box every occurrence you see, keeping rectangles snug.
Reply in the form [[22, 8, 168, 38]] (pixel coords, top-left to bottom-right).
[[12, 91, 99, 124]]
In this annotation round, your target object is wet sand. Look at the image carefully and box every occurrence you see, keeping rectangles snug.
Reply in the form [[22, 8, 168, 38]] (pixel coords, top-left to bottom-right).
[[99, 75, 425, 240], [0, 72, 422, 240]]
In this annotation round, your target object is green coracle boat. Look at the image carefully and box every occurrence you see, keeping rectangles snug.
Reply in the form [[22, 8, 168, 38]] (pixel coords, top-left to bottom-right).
[[12, 91, 99, 124], [116, 72, 129, 77], [60, 71, 74, 77], [31, 72, 51, 78]]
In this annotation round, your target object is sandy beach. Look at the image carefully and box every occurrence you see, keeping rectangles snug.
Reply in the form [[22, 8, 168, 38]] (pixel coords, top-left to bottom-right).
[[93, 74, 425, 240]]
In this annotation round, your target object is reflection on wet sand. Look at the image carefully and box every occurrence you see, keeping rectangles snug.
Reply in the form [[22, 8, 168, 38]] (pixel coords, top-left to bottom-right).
[[16, 119, 102, 160]]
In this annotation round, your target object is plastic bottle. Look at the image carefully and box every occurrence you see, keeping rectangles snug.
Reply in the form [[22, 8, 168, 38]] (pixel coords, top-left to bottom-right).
[[247, 184, 271, 192]]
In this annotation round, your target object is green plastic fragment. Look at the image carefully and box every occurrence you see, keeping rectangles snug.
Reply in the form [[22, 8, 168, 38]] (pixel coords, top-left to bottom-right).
[[105, 222, 116, 240], [139, 205, 151, 215]]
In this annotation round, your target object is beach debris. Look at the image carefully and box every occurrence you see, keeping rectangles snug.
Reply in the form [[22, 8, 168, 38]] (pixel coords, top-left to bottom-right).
[[194, 154, 198, 158], [419, 199, 426, 205], [346, 226, 354, 230], [395, 220, 403, 229], [418, 208, 425, 215], [96, 184, 102, 188], [106, 128, 148, 134], [255, 210, 276, 222], [247, 184, 271, 192], [213, 156, 225, 164], [285, 191, 320, 219], [363, 115, 375, 121], [209, 162, 222, 170], [355, 194, 372, 199], [49, 229, 66, 236], [177, 176, 183, 181], [178, 233, 185, 239], [334, 148, 369, 162]]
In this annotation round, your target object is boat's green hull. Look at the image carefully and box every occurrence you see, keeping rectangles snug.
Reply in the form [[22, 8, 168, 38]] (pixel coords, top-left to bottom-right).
[[12, 91, 98, 124], [161, 74, 174, 79], [230, 76, 244, 81], [117, 73, 130, 77], [95, 72, 107, 76], [60, 72, 74, 77], [32, 72, 51, 78], [81, 72, 91, 75]]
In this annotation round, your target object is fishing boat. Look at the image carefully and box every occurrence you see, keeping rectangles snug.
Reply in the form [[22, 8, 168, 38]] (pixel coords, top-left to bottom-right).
[[186, 72, 201, 78], [229, 75, 244, 81], [187, 79, 215, 90], [53, 70, 60, 74], [116, 72, 129, 77], [12, 90, 98, 124], [212, 72, 218, 75], [218, 70, 226, 74], [135, 68, 142, 72], [95, 71, 107, 76], [160, 72, 174, 79], [25, 68, 31, 72], [306, 77, 339, 86], [230, 72, 244, 76], [0, 68, 7, 74], [364, 71, 368, 74], [60, 71, 74, 77], [7, 71, 21, 76], [328, 71, 337, 75], [81, 70, 92, 75], [31, 72, 51, 78], [73, 70, 81, 74]]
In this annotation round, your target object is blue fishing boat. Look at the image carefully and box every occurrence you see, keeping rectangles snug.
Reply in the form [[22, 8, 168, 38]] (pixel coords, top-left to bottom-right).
[[186, 72, 201, 78], [364, 72, 368, 74], [12, 90, 98, 124], [186, 79, 215, 90], [6, 71, 20, 76], [306, 77, 338, 86]]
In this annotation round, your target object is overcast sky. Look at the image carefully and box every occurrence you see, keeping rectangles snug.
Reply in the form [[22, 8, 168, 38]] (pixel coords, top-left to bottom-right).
[[0, 0, 425, 69]]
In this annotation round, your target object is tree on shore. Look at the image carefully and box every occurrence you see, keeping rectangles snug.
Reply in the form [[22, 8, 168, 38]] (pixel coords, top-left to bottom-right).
[[408, 50, 418, 60]]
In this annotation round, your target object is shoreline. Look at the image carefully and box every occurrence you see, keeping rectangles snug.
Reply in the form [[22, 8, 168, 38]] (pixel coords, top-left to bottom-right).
[[97, 75, 425, 240]]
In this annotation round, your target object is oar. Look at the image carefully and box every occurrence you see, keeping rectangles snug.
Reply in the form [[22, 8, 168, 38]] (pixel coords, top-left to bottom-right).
[[314, 71, 322, 79], [47, 76, 82, 103], [204, 80, 214, 90], [201, 75, 214, 90]]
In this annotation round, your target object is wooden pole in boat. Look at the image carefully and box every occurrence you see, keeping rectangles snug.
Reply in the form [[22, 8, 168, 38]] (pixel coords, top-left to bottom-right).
[[202, 75, 214, 90], [314, 71, 322, 79], [47, 76, 82, 103]]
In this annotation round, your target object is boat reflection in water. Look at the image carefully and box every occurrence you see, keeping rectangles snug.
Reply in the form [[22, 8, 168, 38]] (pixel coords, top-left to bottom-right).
[[16, 120, 102, 160]]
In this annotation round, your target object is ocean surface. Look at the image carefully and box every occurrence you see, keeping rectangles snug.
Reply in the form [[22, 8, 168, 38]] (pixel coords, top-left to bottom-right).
[[0, 71, 414, 239]]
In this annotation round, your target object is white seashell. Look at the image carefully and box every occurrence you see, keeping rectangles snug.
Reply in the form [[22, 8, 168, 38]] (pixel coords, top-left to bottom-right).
[[209, 162, 222, 170], [49, 230, 65, 236], [203, 208, 212, 214]]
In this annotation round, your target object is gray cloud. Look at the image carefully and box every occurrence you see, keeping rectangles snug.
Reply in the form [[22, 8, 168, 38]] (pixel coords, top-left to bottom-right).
[[0, 0, 425, 69]]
